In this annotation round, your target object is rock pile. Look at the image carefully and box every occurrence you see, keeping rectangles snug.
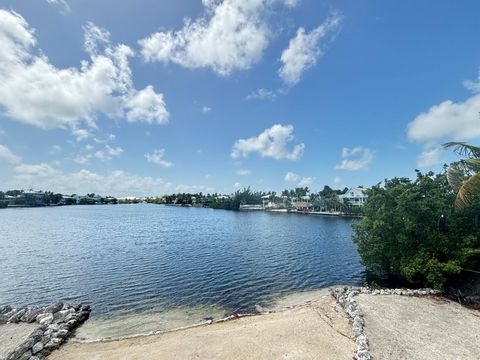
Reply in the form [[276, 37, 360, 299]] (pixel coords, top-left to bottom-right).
[[331, 286, 441, 360], [0, 302, 90, 360]]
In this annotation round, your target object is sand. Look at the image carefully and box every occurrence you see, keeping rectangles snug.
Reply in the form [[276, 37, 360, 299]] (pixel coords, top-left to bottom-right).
[[0, 323, 38, 358], [356, 294, 480, 360], [49, 295, 355, 360]]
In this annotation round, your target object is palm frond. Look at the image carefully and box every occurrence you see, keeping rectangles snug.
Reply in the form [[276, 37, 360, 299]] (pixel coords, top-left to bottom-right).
[[443, 142, 480, 158], [446, 163, 465, 192], [464, 158, 480, 173], [455, 173, 480, 209]]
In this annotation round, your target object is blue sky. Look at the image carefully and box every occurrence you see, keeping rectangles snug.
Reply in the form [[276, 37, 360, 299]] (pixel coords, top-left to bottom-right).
[[0, 0, 480, 196]]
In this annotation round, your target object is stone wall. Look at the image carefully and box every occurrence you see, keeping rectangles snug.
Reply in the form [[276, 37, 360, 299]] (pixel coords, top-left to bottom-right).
[[0, 302, 90, 360]]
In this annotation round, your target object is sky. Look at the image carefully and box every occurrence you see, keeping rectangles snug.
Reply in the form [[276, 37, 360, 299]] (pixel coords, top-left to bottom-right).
[[0, 0, 480, 196]]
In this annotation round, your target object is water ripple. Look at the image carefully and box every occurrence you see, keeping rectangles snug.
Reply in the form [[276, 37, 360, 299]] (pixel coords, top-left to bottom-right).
[[0, 204, 365, 317]]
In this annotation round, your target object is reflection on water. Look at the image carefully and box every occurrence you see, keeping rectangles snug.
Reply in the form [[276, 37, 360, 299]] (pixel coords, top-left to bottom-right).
[[0, 204, 365, 338]]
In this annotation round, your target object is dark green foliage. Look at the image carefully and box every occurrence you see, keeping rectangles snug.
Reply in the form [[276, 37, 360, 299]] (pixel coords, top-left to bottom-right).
[[353, 171, 480, 289]]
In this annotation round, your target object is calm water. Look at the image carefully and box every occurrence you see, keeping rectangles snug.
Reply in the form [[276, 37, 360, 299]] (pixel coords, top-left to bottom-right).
[[0, 204, 365, 338]]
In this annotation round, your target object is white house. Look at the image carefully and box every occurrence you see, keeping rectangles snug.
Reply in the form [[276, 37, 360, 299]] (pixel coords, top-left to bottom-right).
[[339, 187, 368, 206]]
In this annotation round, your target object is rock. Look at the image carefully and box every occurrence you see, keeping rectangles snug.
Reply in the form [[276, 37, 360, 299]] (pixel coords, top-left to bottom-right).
[[20, 308, 44, 323], [47, 324, 60, 332], [29, 328, 46, 342], [28, 357, 41, 360], [31, 342, 43, 355], [36, 313, 53, 325], [8, 308, 27, 323], [17, 351, 32, 360], [6, 343, 30, 360], [56, 329, 69, 339], [0, 314, 8, 324], [44, 302, 63, 314], [44, 338, 62, 351], [0, 305, 12, 314], [21, 337, 36, 350]]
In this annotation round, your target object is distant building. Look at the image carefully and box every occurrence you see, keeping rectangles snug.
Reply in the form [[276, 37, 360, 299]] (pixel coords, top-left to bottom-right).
[[339, 187, 368, 206], [291, 195, 312, 211]]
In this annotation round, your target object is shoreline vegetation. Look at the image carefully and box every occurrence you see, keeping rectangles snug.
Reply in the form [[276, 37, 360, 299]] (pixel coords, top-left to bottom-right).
[[0, 185, 365, 217]]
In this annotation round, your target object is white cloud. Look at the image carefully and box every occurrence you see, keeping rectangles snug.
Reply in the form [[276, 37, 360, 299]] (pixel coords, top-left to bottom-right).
[[46, 0, 71, 14], [73, 144, 122, 164], [93, 145, 123, 161], [298, 176, 314, 187], [234, 182, 242, 188], [201, 106, 212, 113], [279, 11, 342, 86], [125, 85, 169, 125], [11, 165, 176, 197], [284, 171, 300, 182], [236, 169, 251, 176], [0, 11, 168, 131], [139, 0, 286, 76], [14, 163, 58, 179], [145, 149, 174, 168], [407, 94, 480, 143], [333, 176, 342, 184], [284, 171, 313, 187], [407, 70, 480, 165], [417, 146, 441, 168], [72, 129, 92, 141], [335, 146, 374, 171], [463, 69, 480, 93], [246, 88, 277, 101], [0, 144, 21, 164], [231, 124, 304, 161]]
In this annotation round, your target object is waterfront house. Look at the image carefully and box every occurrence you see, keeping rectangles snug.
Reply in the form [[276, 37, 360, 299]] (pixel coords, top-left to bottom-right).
[[339, 187, 368, 206]]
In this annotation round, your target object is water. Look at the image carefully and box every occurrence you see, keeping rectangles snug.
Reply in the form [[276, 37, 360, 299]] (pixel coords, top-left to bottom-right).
[[0, 204, 365, 338]]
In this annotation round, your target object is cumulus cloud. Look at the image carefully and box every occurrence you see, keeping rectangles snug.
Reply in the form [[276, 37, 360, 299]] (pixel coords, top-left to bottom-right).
[[0, 144, 21, 164], [335, 146, 374, 171], [0, 10, 169, 131], [11, 164, 177, 197], [139, 0, 297, 76], [279, 11, 342, 86], [407, 94, 480, 143], [246, 88, 277, 101], [284, 171, 300, 182], [145, 149, 174, 168], [124, 86, 169, 124], [333, 176, 342, 184], [231, 124, 304, 160], [201, 106, 212, 113], [407, 70, 480, 167]]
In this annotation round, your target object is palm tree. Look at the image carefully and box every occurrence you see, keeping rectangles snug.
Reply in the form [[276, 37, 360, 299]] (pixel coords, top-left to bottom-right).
[[443, 142, 480, 209]]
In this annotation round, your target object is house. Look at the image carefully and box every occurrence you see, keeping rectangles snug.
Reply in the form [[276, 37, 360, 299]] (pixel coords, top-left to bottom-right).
[[291, 195, 312, 211], [339, 187, 368, 206]]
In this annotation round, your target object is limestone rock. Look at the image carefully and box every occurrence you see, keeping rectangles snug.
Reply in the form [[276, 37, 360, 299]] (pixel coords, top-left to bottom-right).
[[44, 302, 63, 314], [31, 342, 43, 355]]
